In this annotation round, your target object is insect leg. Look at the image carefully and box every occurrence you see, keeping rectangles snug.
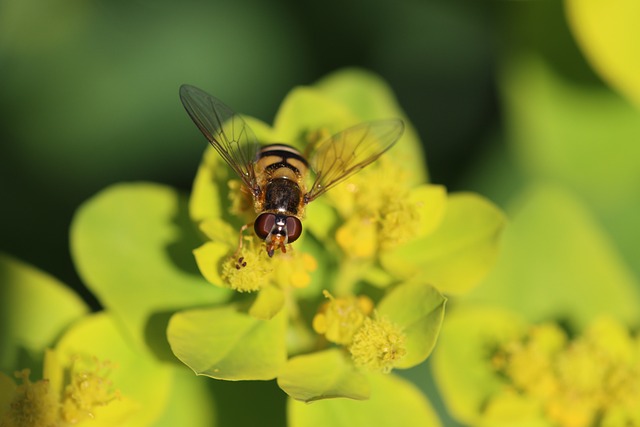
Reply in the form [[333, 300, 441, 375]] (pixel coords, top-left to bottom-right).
[[233, 221, 254, 259]]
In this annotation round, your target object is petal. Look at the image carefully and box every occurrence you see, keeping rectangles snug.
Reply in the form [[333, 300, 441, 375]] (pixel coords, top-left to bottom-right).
[[70, 183, 230, 351], [468, 185, 640, 329], [272, 87, 358, 149], [167, 305, 287, 380], [55, 312, 174, 427], [193, 241, 230, 287], [432, 306, 529, 426], [377, 282, 446, 369], [566, 0, 640, 109], [287, 373, 441, 427], [381, 193, 506, 295], [249, 285, 285, 320], [277, 349, 370, 402], [0, 254, 88, 370], [315, 68, 428, 185]]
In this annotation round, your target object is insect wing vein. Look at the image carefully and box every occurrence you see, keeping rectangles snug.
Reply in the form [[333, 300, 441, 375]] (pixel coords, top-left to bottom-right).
[[179, 84, 259, 189], [306, 119, 404, 202]]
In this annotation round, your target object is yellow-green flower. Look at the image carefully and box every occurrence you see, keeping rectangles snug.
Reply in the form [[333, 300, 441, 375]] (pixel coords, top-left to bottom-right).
[[436, 308, 640, 427], [165, 69, 503, 427], [348, 315, 407, 374], [311, 291, 409, 374], [1, 353, 119, 427], [0, 253, 216, 427]]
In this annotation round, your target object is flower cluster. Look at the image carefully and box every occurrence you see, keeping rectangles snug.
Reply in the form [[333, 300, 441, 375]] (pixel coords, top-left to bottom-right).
[[1, 353, 118, 427], [490, 317, 640, 427], [312, 291, 407, 373], [167, 68, 504, 406]]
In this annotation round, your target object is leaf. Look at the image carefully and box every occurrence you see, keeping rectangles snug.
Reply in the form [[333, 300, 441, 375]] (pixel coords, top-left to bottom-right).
[[277, 349, 370, 402], [167, 305, 287, 380], [377, 282, 446, 369], [272, 87, 359, 151], [565, 0, 640, 109], [467, 184, 640, 329], [70, 183, 230, 351], [193, 241, 229, 287], [54, 312, 175, 427], [287, 373, 442, 427], [0, 254, 88, 370], [381, 193, 506, 295], [408, 184, 447, 238]]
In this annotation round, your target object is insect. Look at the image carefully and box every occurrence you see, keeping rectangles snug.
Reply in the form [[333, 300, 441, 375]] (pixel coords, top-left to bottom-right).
[[179, 84, 404, 257]]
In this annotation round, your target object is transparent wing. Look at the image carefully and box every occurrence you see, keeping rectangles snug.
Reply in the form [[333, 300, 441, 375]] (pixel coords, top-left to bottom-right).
[[179, 84, 260, 192], [305, 119, 404, 203]]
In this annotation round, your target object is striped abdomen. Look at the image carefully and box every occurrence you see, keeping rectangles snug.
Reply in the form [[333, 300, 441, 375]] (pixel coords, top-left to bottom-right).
[[256, 144, 309, 216]]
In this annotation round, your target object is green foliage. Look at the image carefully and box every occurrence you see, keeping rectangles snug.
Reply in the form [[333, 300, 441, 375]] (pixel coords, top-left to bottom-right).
[[287, 374, 442, 427], [381, 193, 506, 295], [566, 0, 640, 109], [70, 183, 230, 350], [0, 254, 88, 371], [0, 256, 216, 426], [377, 282, 446, 369], [168, 306, 287, 380], [277, 349, 370, 402], [466, 185, 640, 329]]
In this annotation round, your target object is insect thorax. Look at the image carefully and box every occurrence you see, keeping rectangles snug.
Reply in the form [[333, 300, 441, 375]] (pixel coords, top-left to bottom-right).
[[263, 178, 302, 215]]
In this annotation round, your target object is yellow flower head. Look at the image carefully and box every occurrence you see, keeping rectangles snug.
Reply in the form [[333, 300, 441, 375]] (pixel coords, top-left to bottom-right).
[[492, 317, 640, 427], [332, 158, 429, 258], [348, 315, 407, 374], [0, 353, 119, 427], [312, 290, 373, 345], [221, 239, 274, 293], [1, 369, 58, 427]]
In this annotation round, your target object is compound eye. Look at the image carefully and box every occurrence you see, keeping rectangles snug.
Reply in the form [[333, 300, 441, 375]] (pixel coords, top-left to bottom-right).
[[254, 213, 276, 240], [285, 216, 303, 243]]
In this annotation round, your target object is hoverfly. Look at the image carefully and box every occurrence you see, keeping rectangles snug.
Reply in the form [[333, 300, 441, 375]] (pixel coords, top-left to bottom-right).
[[179, 84, 404, 257]]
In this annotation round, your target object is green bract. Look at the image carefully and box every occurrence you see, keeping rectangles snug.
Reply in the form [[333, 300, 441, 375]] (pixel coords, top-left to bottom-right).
[[71, 183, 231, 350], [288, 374, 443, 427], [566, 0, 640, 109]]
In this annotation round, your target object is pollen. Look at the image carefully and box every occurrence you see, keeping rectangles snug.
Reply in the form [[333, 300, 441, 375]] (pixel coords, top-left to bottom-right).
[[1, 356, 119, 427], [491, 317, 640, 427], [221, 241, 274, 292], [331, 159, 422, 256], [378, 197, 420, 250], [312, 291, 373, 345], [348, 315, 407, 373], [61, 356, 120, 424], [1, 369, 58, 427]]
